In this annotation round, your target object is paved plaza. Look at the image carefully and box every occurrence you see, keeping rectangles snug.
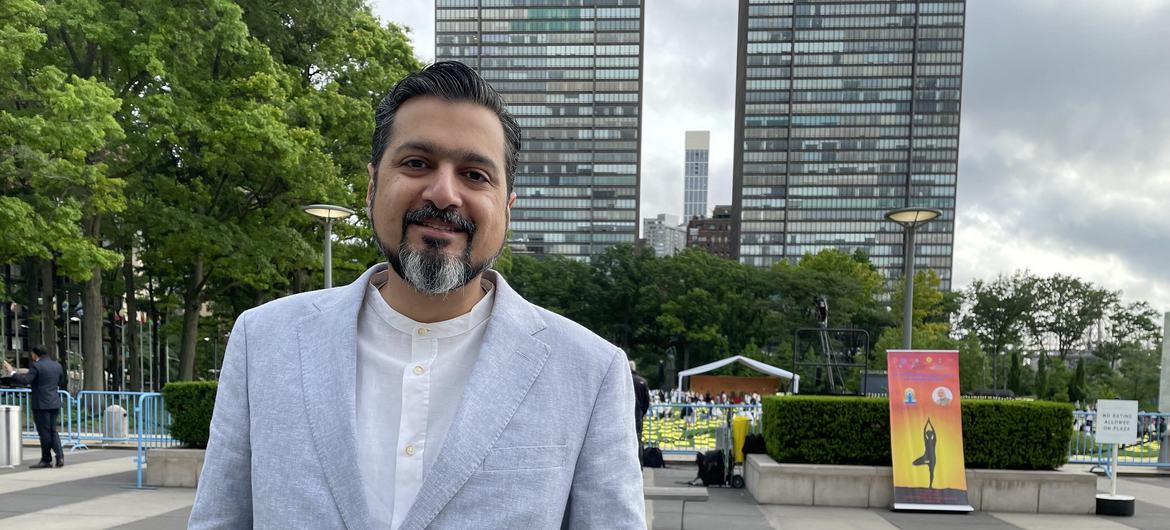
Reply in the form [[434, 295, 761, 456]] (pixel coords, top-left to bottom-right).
[[4, 447, 1170, 529]]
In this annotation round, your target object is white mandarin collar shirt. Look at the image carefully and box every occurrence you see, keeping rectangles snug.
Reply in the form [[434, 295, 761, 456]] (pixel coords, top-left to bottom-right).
[[355, 270, 495, 529]]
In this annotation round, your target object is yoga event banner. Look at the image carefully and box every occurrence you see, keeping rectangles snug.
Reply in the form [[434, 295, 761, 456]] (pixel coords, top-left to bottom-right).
[[886, 350, 973, 511]]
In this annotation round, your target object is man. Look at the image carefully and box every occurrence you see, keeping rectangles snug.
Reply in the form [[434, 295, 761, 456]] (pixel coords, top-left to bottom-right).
[[630, 361, 650, 467], [189, 62, 644, 529], [3, 346, 67, 468]]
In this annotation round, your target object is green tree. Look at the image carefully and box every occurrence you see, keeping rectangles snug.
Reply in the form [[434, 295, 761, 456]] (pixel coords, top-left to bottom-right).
[[1067, 358, 1088, 405], [1028, 275, 1117, 361], [1114, 343, 1161, 409], [1007, 349, 1022, 394], [116, 1, 421, 380], [1099, 300, 1161, 370], [961, 272, 1036, 390], [1035, 353, 1049, 399], [1, 0, 131, 386]]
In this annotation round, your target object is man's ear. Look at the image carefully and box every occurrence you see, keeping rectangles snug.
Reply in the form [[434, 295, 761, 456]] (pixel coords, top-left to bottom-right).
[[366, 163, 377, 210], [507, 191, 517, 209]]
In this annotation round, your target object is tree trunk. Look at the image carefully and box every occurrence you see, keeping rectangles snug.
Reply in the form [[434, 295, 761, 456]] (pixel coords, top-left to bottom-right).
[[179, 257, 203, 381], [293, 268, 306, 294], [123, 242, 141, 391], [39, 258, 58, 357], [82, 269, 104, 390], [107, 298, 120, 390], [23, 257, 38, 361], [147, 275, 163, 390]]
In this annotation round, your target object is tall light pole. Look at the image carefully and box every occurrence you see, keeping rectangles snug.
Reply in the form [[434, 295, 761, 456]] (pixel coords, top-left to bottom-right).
[[302, 204, 355, 288], [885, 207, 942, 349]]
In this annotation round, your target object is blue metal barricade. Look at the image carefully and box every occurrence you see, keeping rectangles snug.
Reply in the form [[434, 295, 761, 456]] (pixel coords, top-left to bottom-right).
[[135, 392, 181, 488], [74, 391, 150, 445], [642, 403, 762, 455], [0, 389, 76, 444], [1068, 411, 1170, 476]]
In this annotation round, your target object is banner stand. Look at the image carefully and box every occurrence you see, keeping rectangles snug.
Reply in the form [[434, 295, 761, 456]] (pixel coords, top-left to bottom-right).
[[1094, 399, 1137, 516], [886, 350, 973, 513]]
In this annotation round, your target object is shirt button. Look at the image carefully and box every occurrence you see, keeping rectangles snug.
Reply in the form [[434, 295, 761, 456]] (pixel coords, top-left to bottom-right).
[[417, 327, 429, 337], [405, 444, 416, 456], [413, 365, 425, 375]]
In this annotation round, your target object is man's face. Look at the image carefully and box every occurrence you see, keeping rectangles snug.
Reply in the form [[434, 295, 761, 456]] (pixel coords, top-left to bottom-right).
[[366, 96, 516, 294]]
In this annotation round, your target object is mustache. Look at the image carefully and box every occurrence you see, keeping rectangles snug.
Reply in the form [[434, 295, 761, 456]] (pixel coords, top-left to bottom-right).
[[403, 203, 476, 234]]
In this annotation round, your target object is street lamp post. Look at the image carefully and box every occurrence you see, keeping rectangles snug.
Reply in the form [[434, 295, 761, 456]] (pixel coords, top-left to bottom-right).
[[301, 204, 356, 289], [884, 207, 943, 349]]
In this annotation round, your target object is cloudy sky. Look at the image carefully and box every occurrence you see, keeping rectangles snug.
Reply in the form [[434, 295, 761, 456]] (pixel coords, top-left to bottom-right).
[[373, 0, 1170, 313]]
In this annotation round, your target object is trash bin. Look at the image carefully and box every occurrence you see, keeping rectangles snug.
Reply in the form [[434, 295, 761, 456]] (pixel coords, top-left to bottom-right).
[[1, 405, 21, 467], [103, 405, 129, 441]]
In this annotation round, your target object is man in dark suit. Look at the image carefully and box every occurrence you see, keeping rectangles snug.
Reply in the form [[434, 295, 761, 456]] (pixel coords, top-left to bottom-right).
[[630, 361, 650, 467], [3, 345, 67, 468]]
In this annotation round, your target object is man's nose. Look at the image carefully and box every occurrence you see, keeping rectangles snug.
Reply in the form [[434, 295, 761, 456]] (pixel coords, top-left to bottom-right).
[[422, 164, 462, 210]]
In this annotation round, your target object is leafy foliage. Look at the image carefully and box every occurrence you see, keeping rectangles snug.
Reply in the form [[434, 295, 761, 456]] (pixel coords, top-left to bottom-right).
[[162, 381, 218, 448], [762, 395, 1073, 470]]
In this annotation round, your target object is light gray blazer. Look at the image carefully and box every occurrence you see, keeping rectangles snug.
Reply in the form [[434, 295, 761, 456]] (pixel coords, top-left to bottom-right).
[[188, 265, 645, 529]]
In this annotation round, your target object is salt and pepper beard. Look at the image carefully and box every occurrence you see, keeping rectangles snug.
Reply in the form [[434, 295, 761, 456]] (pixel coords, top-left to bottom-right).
[[371, 200, 503, 296]]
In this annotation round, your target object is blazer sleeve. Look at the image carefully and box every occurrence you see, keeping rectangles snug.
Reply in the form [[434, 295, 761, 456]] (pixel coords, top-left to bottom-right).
[[9, 363, 37, 387], [563, 348, 646, 529], [189, 312, 253, 529]]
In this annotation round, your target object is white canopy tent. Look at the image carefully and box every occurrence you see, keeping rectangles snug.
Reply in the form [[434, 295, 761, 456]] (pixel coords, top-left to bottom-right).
[[677, 355, 800, 394]]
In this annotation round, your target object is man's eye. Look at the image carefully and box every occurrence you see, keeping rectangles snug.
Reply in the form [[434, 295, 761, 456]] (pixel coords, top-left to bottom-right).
[[404, 159, 428, 169], [466, 171, 488, 182]]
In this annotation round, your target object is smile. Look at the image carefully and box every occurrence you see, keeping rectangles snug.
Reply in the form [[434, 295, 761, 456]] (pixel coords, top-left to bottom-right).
[[414, 221, 464, 233]]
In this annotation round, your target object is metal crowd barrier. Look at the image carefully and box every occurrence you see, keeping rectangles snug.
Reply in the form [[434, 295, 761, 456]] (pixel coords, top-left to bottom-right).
[[1068, 411, 1170, 476], [0, 389, 76, 448], [135, 392, 181, 488], [642, 403, 762, 455], [0, 388, 180, 474]]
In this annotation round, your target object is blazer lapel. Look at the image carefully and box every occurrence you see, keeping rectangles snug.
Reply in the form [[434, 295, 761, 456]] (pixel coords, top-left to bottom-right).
[[297, 265, 382, 529], [399, 271, 550, 530]]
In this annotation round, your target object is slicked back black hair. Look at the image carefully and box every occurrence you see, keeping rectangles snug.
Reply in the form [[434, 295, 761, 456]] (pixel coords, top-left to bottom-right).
[[370, 61, 521, 193]]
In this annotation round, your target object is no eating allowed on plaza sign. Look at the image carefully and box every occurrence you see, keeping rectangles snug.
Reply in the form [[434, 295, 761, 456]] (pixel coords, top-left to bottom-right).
[[1094, 399, 1139, 444]]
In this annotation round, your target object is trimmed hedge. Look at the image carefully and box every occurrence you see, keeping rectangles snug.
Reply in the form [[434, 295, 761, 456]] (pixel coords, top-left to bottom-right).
[[762, 395, 1073, 470], [163, 381, 218, 448]]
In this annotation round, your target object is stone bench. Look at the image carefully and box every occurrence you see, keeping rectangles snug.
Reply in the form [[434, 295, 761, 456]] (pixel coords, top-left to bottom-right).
[[145, 448, 204, 487], [645, 486, 707, 530], [745, 454, 1096, 514]]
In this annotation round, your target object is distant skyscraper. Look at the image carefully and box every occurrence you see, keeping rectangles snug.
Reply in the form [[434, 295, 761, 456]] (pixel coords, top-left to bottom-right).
[[435, 1, 645, 261], [684, 131, 709, 220], [731, 0, 965, 290], [643, 214, 686, 257]]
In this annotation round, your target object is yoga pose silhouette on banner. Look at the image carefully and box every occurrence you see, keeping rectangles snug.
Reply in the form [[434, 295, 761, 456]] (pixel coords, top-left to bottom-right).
[[912, 418, 937, 488]]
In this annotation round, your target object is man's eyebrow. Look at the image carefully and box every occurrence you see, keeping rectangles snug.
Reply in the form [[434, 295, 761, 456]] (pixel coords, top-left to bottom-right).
[[392, 140, 500, 174]]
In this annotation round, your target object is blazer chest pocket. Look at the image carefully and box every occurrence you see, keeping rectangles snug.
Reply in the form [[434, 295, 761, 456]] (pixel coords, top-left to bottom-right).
[[481, 444, 566, 472]]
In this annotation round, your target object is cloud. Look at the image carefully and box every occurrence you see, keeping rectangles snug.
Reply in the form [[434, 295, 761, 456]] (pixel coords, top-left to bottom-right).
[[956, 0, 1170, 310], [640, 0, 739, 221], [372, 1, 435, 63]]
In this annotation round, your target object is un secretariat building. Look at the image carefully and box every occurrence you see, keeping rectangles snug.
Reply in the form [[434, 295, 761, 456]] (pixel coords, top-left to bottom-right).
[[731, 0, 965, 290], [436, 1, 644, 261]]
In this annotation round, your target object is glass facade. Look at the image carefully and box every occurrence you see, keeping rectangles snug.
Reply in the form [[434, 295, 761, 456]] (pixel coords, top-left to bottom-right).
[[684, 130, 709, 219], [436, 0, 644, 260], [732, 0, 964, 289]]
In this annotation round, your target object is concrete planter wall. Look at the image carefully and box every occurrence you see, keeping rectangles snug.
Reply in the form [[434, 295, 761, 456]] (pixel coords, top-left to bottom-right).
[[145, 448, 205, 488], [745, 454, 1096, 514]]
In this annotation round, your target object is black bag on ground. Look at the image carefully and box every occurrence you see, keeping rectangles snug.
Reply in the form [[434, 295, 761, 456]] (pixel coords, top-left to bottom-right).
[[643, 447, 664, 468], [742, 433, 767, 455], [695, 450, 726, 486]]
